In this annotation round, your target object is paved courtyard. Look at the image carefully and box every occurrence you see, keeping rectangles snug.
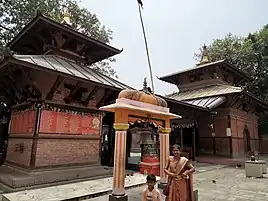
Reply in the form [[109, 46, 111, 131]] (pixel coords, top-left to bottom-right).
[[87, 164, 268, 201]]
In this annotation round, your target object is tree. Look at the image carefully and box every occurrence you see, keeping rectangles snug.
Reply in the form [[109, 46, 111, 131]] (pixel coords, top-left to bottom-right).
[[0, 0, 117, 77], [194, 25, 268, 101]]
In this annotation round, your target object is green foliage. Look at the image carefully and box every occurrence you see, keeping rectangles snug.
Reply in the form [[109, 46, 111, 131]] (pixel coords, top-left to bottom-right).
[[195, 25, 268, 101], [0, 0, 117, 77]]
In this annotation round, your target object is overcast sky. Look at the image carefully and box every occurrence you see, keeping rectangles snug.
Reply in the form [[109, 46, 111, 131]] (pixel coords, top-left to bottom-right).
[[80, 0, 268, 95]]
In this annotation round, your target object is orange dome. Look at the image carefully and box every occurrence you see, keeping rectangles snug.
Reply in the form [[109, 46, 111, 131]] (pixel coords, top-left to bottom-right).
[[118, 79, 167, 108]]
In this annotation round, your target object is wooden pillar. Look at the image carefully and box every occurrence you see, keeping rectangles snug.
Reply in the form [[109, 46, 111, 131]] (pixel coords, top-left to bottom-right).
[[159, 127, 171, 183], [192, 126, 196, 161], [111, 123, 129, 197], [227, 114, 233, 157], [212, 114, 216, 155], [180, 127, 183, 149]]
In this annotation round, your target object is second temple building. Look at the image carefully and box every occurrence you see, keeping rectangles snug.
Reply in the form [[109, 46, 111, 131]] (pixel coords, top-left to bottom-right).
[[159, 47, 268, 158]]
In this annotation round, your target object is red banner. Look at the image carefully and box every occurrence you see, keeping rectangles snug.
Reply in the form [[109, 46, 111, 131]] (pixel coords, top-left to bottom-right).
[[10, 110, 35, 134], [39, 110, 101, 135]]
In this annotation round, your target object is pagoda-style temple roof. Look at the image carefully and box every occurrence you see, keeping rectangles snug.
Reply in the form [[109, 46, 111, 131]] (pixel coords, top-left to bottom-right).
[[7, 12, 122, 65], [10, 54, 131, 90], [0, 53, 132, 91], [0, 13, 213, 114], [167, 85, 243, 101], [166, 83, 268, 112], [166, 84, 243, 109], [159, 60, 252, 85], [0, 51, 211, 113]]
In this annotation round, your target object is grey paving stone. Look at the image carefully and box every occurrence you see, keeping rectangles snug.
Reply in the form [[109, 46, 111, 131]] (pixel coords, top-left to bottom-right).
[[86, 165, 268, 201]]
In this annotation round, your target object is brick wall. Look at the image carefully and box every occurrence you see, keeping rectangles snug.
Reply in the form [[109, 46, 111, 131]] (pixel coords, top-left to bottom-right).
[[5, 109, 36, 167], [228, 108, 259, 157], [6, 138, 33, 167], [35, 138, 99, 167], [197, 108, 259, 157], [33, 109, 102, 168], [5, 107, 102, 169], [214, 108, 259, 157]]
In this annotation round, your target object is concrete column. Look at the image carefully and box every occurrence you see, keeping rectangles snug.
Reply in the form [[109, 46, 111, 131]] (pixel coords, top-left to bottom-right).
[[110, 123, 129, 201], [159, 128, 171, 183]]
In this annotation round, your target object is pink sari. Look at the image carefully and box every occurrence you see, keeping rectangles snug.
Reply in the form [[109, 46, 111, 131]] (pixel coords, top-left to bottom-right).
[[165, 156, 194, 201]]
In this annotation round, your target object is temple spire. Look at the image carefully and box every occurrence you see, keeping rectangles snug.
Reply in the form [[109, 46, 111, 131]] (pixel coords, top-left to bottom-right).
[[142, 77, 152, 93], [62, 9, 72, 26], [197, 44, 210, 66], [143, 77, 147, 89]]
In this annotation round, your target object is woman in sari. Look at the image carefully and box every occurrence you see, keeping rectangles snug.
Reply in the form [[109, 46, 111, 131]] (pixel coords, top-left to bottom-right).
[[164, 144, 195, 201]]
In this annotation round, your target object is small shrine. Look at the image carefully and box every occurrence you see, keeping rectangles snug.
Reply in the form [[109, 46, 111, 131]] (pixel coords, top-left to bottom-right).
[[99, 79, 180, 201]]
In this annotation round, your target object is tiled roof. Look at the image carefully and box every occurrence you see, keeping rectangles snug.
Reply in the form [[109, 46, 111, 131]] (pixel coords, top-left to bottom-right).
[[167, 85, 243, 101], [7, 12, 122, 64], [160, 60, 225, 79], [183, 96, 226, 109], [3, 54, 212, 111], [11, 54, 133, 90]]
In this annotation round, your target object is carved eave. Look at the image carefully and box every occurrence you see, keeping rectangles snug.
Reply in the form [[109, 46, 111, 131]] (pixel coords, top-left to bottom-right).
[[0, 64, 42, 106], [7, 11, 123, 65], [44, 100, 101, 113], [245, 92, 268, 114], [234, 92, 268, 115]]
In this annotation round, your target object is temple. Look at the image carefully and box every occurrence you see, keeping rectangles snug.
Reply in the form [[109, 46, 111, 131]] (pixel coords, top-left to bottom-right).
[[0, 12, 133, 191], [159, 45, 268, 158]]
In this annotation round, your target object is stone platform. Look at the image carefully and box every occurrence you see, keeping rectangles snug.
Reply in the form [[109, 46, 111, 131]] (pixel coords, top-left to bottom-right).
[[2, 173, 159, 201], [0, 163, 112, 192]]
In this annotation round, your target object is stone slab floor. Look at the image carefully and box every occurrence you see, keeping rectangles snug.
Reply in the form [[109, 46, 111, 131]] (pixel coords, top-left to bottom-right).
[[1, 163, 268, 201], [87, 165, 268, 201]]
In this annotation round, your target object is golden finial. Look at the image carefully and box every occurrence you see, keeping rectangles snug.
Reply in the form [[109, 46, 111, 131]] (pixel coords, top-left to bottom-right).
[[63, 9, 71, 26], [198, 44, 210, 66]]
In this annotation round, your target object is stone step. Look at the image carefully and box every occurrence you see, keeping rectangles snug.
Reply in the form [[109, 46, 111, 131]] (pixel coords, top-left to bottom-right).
[[0, 164, 113, 192], [0, 173, 111, 193], [2, 173, 158, 201]]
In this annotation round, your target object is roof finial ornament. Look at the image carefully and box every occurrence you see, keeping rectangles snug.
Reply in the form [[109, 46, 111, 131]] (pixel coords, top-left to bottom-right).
[[197, 44, 210, 66], [143, 77, 147, 89], [62, 8, 72, 27], [142, 77, 152, 93]]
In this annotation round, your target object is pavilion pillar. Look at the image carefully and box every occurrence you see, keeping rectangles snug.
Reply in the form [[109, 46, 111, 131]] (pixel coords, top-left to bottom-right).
[[159, 127, 171, 183], [109, 123, 129, 201]]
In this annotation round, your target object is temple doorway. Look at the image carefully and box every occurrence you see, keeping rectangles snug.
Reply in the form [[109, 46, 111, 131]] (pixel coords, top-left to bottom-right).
[[243, 125, 251, 153], [100, 112, 114, 167], [170, 122, 197, 160]]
